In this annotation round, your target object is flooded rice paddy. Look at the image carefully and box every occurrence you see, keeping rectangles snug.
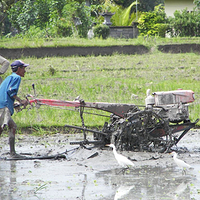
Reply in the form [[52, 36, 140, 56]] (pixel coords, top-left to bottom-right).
[[0, 130, 200, 200]]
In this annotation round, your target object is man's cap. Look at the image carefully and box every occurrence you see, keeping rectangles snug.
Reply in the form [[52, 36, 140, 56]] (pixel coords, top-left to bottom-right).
[[11, 60, 29, 70]]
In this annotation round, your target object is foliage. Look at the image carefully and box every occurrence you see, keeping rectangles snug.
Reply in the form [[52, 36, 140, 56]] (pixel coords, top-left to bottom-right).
[[5, 0, 165, 38], [139, 0, 164, 12], [75, 2, 93, 38], [7, 0, 93, 38], [110, 1, 141, 26], [122, 1, 137, 25], [22, 26, 48, 39], [137, 4, 168, 37], [93, 24, 110, 39], [194, 0, 200, 9], [113, 0, 164, 12], [2, 0, 200, 39], [61, 1, 93, 38], [56, 20, 73, 37], [99, 1, 141, 26], [7, 0, 63, 35], [151, 23, 169, 37], [53, 1, 77, 37], [34, 0, 51, 29], [0, 0, 15, 36], [168, 8, 200, 37], [7, 0, 36, 33], [113, 0, 134, 8]]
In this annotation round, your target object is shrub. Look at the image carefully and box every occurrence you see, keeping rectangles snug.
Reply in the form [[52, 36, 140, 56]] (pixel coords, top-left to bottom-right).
[[151, 23, 169, 37], [56, 19, 73, 37], [137, 4, 167, 37], [93, 24, 110, 39], [168, 8, 200, 37]]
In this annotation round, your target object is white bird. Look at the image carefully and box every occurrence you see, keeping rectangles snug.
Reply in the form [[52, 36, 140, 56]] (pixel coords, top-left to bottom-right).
[[170, 151, 192, 174], [106, 144, 135, 169]]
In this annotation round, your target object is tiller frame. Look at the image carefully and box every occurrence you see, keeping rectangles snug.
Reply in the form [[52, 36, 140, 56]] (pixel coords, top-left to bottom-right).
[[18, 84, 199, 153]]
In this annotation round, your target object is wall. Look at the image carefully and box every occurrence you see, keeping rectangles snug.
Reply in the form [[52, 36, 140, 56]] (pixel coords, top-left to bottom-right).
[[101, 13, 139, 39], [109, 24, 139, 39], [165, 0, 194, 17]]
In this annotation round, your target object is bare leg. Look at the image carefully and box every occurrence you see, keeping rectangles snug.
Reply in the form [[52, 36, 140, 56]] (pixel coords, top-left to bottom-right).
[[8, 119, 26, 159], [0, 126, 3, 136], [8, 118, 17, 157]]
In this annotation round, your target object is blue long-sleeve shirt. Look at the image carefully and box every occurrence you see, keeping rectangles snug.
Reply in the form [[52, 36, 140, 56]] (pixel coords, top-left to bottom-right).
[[0, 73, 21, 115]]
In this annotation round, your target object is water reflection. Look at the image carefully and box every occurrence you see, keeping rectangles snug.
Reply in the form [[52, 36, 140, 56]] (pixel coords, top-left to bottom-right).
[[96, 166, 193, 200], [0, 160, 199, 200], [81, 174, 87, 200], [9, 161, 17, 198], [0, 161, 17, 200], [114, 185, 134, 200], [174, 181, 189, 200]]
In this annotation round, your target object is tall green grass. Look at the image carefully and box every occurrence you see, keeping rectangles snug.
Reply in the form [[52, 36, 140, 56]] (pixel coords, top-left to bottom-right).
[[2, 51, 198, 133]]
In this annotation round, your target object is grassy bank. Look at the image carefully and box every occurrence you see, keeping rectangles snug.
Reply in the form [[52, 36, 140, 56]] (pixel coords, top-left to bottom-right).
[[1, 50, 198, 134], [0, 36, 200, 49]]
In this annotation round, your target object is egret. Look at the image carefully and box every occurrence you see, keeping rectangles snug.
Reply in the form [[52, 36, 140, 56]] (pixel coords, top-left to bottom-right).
[[170, 151, 192, 174], [106, 144, 135, 172]]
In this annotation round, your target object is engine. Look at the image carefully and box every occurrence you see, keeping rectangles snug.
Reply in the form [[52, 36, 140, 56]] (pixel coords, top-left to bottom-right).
[[145, 89, 195, 123]]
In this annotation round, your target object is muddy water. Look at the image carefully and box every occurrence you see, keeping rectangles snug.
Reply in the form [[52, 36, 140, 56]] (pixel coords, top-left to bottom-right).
[[0, 131, 200, 200]]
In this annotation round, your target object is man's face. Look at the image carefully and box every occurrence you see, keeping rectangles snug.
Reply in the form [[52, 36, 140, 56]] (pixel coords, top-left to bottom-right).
[[16, 66, 26, 77]]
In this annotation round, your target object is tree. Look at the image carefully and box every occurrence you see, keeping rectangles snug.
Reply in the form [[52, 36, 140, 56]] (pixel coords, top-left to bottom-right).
[[0, 0, 15, 36], [6, 0, 89, 37], [5, 0, 95, 38], [7, 0, 37, 33], [61, 1, 93, 38], [34, 0, 51, 29]]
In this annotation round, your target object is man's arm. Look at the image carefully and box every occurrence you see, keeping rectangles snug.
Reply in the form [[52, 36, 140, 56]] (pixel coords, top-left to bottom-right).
[[13, 95, 28, 107]]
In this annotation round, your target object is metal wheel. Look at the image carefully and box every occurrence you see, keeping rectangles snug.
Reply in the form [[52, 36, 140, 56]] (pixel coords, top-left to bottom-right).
[[111, 109, 172, 152]]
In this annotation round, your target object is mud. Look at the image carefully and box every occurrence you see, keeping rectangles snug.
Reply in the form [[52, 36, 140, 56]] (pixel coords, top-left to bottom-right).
[[0, 130, 200, 200], [1, 44, 200, 60], [0, 45, 149, 59]]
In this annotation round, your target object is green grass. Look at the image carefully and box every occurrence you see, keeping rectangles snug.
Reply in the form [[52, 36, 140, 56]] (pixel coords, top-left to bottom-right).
[[0, 36, 200, 133], [0, 36, 200, 49], [1, 51, 197, 132]]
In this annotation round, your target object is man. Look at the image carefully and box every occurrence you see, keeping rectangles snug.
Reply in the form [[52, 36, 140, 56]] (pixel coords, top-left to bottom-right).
[[0, 60, 29, 158], [0, 55, 9, 84]]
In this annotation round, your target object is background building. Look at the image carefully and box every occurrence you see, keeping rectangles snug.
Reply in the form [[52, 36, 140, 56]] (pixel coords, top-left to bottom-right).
[[165, 0, 194, 17]]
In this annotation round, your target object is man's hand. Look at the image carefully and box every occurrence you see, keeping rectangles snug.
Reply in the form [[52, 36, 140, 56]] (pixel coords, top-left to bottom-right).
[[13, 95, 29, 109], [14, 103, 22, 112], [21, 99, 29, 108], [14, 99, 29, 112]]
